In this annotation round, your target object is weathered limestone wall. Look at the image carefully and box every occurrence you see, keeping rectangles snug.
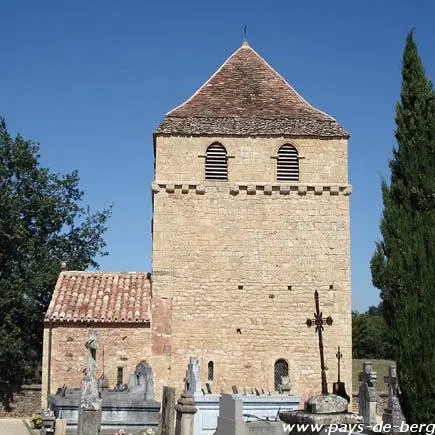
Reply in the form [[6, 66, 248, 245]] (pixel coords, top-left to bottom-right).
[[154, 136, 348, 184], [152, 135, 352, 402], [41, 324, 152, 407]]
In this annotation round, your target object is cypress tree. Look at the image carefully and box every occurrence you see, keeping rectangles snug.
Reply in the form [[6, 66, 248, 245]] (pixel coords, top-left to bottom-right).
[[371, 31, 435, 424]]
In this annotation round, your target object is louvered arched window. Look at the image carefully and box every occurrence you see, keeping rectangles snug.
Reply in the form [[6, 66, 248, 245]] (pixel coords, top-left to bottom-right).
[[277, 144, 299, 182], [205, 143, 228, 181]]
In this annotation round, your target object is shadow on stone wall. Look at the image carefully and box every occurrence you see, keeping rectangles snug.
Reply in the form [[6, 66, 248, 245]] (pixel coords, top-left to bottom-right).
[[0, 383, 41, 417]]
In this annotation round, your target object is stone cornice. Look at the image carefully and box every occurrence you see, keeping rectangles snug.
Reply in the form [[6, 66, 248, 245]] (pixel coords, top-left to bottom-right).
[[152, 182, 352, 196]]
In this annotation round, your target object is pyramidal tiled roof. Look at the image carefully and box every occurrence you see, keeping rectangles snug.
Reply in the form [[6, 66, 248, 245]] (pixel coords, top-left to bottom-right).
[[155, 41, 348, 137], [45, 271, 151, 324]]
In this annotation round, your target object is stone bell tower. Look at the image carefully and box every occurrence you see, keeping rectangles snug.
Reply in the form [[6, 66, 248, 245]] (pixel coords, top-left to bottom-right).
[[150, 40, 352, 400]]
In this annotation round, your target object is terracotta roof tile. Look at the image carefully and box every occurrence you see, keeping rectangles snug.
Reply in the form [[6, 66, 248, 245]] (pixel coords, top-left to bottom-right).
[[45, 272, 151, 324], [155, 42, 348, 137]]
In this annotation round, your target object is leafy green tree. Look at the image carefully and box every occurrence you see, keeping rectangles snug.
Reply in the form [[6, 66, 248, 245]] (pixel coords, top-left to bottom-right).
[[371, 31, 435, 424], [0, 117, 111, 384], [352, 307, 393, 360]]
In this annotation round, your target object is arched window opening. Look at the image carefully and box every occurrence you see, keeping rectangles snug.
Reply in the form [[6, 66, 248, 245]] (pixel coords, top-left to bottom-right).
[[277, 144, 299, 182], [205, 143, 228, 181], [117, 367, 124, 387], [274, 359, 289, 391], [208, 361, 214, 381]]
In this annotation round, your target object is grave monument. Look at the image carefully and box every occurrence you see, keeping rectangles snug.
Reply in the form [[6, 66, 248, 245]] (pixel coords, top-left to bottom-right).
[[77, 331, 102, 435], [382, 365, 405, 428], [279, 291, 362, 430]]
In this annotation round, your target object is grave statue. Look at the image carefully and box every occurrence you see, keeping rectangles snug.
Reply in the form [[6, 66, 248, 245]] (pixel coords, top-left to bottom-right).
[[77, 331, 102, 435]]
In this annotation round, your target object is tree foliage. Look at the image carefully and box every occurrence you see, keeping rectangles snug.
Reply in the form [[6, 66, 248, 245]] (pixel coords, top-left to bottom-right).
[[352, 306, 393, 360], [371, 31, 435, 424], [0, 117, 111, 384]]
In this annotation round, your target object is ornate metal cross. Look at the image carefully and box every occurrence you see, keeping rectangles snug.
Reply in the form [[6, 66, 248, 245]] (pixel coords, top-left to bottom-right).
[[306, 290, 333, 395], [336, 346, 343, 383]]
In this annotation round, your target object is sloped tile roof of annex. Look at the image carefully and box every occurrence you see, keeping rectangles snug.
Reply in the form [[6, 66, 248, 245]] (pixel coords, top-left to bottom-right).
[[45, 271, 151, 324], [155, 41, 349, 138]]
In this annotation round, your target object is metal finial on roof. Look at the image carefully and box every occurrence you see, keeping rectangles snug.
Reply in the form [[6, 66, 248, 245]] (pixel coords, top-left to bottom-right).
[[242, 25, 249, 47]]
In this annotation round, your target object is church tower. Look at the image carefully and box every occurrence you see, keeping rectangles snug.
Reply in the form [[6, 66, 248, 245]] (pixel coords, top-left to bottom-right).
[[151, 41, 352, 400]]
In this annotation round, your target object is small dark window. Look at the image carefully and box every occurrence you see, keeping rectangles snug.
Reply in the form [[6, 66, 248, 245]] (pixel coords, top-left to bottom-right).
[[277, 144, 299, 181], [274, 359, 289, 390], [208, 361, 214, 381], [205, 143, 228, 181], [117, 367, 123, 386]]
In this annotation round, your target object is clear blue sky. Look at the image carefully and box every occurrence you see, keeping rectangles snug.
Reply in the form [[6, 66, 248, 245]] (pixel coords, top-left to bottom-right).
[[1, 1, 434, 312]]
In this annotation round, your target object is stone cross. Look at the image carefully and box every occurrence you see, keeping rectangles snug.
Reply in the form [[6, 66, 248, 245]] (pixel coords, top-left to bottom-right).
[[358, 361, 377, 427], [77, 331, 102, 435], [382, 365, 405, 427], [306, 290, 333, 395], [384, 365, 399, 408], [85, 330, 98, 378]]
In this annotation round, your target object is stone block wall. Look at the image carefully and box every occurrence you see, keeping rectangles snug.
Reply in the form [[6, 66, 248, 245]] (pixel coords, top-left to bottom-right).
[[41, 323, 152, 407], [154, 136, 348, 184], [152, 135, 352, 402], [0, 383, 41, 417]]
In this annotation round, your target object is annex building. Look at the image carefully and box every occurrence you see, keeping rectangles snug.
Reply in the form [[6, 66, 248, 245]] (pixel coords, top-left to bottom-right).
[[42, 40, 352, 406]]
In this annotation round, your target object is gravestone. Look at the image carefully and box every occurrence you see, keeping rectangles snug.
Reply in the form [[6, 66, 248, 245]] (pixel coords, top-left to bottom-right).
[[216, 394, 298, 435], [77, 331, 102, 435], [175, 357, 199, 435], [358, 361, 377, 427], [127, 360, 155, 400], [175, 394, 197, 435], [215, 394, 244, 435], [161, 386, 176, 435], [382, 365, 405, 428], [185, 357, 201, 395], [49, 360, 160, 434]]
